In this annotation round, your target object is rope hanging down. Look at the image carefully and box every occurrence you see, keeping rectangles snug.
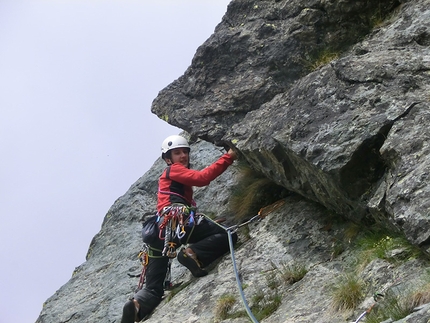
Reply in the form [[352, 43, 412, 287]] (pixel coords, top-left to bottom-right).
[[205, 199, 285, 323]]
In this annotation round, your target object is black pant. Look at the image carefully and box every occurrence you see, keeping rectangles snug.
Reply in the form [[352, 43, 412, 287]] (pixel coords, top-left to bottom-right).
[[134, 218, 237, 319]]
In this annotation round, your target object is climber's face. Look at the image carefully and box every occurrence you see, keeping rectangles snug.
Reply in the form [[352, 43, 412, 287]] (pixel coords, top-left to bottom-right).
[[168, 147, 189, 167]]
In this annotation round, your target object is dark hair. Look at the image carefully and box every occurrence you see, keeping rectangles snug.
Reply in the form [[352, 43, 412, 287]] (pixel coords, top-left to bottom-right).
[[161, 147, 190, 162], [162, 151, 172, 160]]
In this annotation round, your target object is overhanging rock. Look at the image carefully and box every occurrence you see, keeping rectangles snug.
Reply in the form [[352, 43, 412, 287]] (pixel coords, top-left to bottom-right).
[[152, 0, 430, 246]]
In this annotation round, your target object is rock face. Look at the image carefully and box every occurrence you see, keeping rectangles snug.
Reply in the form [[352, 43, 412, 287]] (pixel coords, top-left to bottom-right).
[[37, 0, 430, 322], [152, 0, 430, 250]]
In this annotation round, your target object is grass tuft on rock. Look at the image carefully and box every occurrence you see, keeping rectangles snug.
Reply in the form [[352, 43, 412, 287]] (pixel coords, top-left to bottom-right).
[[214, 294, 236, 321], [229, 161, 288, 222], [331, 273, 365, 311]]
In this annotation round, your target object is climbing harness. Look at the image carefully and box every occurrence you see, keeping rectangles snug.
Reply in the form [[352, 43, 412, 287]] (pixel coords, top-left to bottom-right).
[[158, 189, 196, 208], [130, 204, 199, 292], [205, 199, 286, 323]]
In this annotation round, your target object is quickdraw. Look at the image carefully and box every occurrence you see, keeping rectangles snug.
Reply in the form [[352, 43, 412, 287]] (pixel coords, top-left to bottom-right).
[[226, 200, 285, 233], [136, 248, 149, 291], [134, 244, 174, 292]]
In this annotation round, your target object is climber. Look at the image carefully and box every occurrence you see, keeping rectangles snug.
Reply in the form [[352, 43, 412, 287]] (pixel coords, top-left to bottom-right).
[[121, 134, 238, 323]]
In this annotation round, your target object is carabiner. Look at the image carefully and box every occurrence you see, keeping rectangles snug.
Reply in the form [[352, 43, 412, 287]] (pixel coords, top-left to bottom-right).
[[177, 225, 186, 239]]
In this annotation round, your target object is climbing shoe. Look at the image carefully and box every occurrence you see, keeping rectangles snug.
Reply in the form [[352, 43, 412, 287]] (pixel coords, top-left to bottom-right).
[[121, 299, 137, 323], [177, 248, 208, 278]]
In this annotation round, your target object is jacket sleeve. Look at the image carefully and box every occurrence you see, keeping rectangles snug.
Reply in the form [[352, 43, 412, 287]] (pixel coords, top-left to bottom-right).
[[168, 153, 234, 187]]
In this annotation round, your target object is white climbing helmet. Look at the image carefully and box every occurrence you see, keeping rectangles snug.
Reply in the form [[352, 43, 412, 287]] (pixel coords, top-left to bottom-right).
[[161, 135, 190, 154]]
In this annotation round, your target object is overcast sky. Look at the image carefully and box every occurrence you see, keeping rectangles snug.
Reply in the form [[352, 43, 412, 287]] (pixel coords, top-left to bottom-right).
[[0, 1, 230, 322]]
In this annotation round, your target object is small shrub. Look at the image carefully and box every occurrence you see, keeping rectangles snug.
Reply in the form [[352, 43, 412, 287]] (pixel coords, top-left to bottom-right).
[[330, 239, 346, 259], [251, 288, 282, 321], [214, 294, 236, 320], [229, 161, 288, 221], [366, 278, 430, 323], [365, 290, 413, 323], [369, 2, 402, 29], [301, 48, 339, 71], [279, 262, 308, 285], [343, 223, 362, 243], [255, 295, 282, 321], [311, 50, 339, 70], [331, 273, 365, 311], [356, 229, 421, 268], [266, 270, 280, 290], [408, 288, 430, 309], [252, 289, 265, 305]]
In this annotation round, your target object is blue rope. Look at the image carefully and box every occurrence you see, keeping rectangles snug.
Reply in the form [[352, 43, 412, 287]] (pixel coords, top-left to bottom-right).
[[227, 229, 259, 323], [203, 215, 259, 322]]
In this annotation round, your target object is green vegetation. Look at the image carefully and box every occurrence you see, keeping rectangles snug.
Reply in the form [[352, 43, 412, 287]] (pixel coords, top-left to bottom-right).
[[251, 288, 282, 321], [343, 223, 362, 244], [248, 262, 306, 320], [214, 294, 236, 321], [214, 288, 282, 322], [365, 290, 415, 323], [355, 229, 422, 269], [228, 161, 288, 221], [214, 261, 307, 321], [369, 2, 402, 29], [365, 274, 430, 323], [299, 1, 403, 73], [279, 262, 308, 285], [408, 278, 430, 309], [304, 49, 340, 71], [331, 273, 366, 311], [329, 224, 425, 318], [327, 219, 422, 264]]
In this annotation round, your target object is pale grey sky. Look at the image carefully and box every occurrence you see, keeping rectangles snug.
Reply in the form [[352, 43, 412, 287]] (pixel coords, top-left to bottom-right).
[[0, 1, 230, 321]]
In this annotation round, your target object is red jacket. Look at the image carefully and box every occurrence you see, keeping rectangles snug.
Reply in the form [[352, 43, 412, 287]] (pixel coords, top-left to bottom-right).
[[157, 153, 234, 213]]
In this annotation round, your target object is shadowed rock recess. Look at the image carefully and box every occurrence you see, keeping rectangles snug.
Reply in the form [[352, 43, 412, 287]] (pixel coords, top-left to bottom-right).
[[37, 0, 430, 322]]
